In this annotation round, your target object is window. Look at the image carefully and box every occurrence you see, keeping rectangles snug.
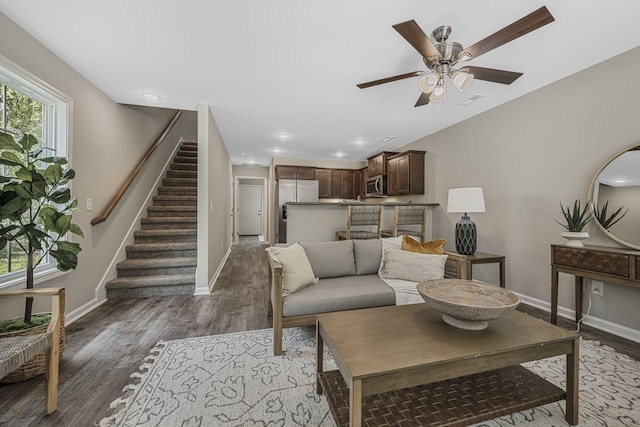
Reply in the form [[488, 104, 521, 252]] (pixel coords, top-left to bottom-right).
[[0, 54, 72, 288]]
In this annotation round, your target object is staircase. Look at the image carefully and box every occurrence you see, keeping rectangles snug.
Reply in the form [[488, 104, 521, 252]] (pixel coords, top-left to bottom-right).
[[105, 141, 198, 299]]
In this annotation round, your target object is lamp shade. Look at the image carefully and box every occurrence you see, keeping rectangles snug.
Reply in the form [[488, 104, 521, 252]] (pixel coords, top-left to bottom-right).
[[418, 73, 439, 94], [451, 70, 474, 92], [447, 187, 486, 213], [430, 81, 446, 103]]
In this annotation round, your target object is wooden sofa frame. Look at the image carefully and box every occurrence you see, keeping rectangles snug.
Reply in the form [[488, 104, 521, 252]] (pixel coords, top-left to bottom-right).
[[267, 251, 467, 355]]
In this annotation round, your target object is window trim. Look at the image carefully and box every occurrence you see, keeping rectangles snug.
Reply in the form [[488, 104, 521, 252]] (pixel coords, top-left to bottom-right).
[[0, 53, 75, 290]]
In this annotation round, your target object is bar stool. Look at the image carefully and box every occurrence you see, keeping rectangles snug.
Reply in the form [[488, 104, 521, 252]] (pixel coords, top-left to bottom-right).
[[381, 205, 426, 242], [335, 205, 383, 240]]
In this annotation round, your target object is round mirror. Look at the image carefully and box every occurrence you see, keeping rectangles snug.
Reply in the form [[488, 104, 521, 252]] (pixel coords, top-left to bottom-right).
[[588, 144, 640, 250]]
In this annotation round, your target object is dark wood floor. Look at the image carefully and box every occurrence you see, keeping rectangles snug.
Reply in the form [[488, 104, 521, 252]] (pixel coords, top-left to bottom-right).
[[1, 237, 638, 426]]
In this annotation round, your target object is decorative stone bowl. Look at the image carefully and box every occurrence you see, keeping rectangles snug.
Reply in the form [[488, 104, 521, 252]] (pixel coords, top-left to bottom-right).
[[417, 279, 520, 330]]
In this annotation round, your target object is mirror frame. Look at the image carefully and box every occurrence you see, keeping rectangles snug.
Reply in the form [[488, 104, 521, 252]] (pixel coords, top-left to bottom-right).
[[588, 143, 640, 250]]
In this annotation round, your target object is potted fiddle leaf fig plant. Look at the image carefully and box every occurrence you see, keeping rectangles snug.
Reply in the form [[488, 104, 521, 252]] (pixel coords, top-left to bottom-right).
[[0, 130, 83, 382], [555, 199, 592, 247]]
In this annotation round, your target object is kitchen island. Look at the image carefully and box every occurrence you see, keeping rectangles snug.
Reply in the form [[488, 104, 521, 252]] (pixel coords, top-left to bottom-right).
[[284, 202, 439, 243]]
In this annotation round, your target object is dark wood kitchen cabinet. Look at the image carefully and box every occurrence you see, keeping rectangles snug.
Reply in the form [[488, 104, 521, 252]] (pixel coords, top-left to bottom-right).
[[387, 150, 425, 196], [328, 170, 353, 199], [315, 168, 332, 198], [275, 165, 316, 180], [367, 152, 397, 178]]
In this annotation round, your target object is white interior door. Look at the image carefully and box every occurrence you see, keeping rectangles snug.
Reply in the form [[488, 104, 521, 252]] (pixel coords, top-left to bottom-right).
[[238, 185, 263, 235]]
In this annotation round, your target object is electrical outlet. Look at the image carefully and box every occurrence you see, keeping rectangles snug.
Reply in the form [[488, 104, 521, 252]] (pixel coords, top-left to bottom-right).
[[592, 281, 604, 296]]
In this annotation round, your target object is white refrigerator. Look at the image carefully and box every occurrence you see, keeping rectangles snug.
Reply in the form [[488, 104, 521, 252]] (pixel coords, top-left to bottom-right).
[[277, 179, 319, 243]]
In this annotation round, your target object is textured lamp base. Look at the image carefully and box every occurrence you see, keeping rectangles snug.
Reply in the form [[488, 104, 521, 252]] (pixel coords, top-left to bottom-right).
[[455, 214, 477, 255]]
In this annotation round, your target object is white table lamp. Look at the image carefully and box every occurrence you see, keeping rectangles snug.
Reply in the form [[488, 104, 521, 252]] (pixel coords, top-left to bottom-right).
[[447, 187, 486, 255]]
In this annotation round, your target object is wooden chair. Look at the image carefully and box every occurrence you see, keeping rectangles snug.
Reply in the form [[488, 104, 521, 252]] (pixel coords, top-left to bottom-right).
[[381, 205, 426, 242], [0, 287, 65, 414], [335, 205, 382, 240]]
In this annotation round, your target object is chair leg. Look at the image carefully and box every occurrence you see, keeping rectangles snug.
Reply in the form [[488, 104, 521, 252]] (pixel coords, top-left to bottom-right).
[[273, 316, 283, 356], [44, 338, 59, 414]]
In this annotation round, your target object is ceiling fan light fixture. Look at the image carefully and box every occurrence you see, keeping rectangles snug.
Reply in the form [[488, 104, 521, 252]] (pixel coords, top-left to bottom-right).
[[451, 70, 474, 92], [430, 80, 446, 103], [418, 73, 439, 94]]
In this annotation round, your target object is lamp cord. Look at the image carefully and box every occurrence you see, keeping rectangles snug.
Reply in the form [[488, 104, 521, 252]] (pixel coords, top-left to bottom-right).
[[574, 291, 593, 333]]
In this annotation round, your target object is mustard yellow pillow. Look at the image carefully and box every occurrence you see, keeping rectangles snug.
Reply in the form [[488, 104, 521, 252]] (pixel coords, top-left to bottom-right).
[[402, 235, 446, 255]]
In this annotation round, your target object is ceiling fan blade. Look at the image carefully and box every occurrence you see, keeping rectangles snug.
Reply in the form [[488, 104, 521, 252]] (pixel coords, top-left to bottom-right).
[[357, 71, 424, 89], [414, 92, 431, 107], [460, 6, 554, 61], [465, 66, 523, 85], [392, 20, 442, 60]]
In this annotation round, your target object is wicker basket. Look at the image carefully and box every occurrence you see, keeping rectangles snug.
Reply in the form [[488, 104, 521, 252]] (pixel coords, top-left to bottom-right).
[[0, 313, 66, 383]]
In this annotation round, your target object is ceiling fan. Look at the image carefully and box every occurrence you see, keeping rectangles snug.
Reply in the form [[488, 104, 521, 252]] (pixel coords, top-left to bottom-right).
[[357, 6, 555, 107]]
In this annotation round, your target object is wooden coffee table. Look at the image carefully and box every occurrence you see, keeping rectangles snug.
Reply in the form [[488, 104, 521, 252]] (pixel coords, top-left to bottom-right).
[[316, 304, 579, 427]]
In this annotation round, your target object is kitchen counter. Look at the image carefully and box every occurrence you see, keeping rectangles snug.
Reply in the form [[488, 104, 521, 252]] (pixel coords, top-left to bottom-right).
[[287, 201, 439, 206], [284, 202, 439, 243]]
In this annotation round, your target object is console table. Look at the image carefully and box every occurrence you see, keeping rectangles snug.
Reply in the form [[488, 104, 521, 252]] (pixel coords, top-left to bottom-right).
[[550, 244, 640, 324]]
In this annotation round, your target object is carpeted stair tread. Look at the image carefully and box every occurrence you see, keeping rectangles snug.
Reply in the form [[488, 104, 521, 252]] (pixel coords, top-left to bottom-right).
[[170, 163, 197, 171], [147, 206, 197, 217], [166, 170, 197, 179], [152, 195, 197, 206], [140, 217, 197, 229], [106, 274, 195, 289], [116, 257, 197, 270], [173, 156, 197, 164], [158, 186, 197, 196], [163, 177, 197, 187], [126, 242, 197, 252], [177, 150, 197, 157], [133, 230, 196, 243]]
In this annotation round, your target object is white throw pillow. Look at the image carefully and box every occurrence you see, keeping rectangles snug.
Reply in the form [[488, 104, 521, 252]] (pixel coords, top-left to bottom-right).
[[379, 250, 447, 282], [378, 236, 410, 274], [266, 243, 318, 296]]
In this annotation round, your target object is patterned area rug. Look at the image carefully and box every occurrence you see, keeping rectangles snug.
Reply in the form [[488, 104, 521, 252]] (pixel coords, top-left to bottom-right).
[[99, 327, 640, 426]]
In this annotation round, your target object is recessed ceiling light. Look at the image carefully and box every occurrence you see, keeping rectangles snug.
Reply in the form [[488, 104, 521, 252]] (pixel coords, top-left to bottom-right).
[[240, 152, 246, 156], [459, 93, 486, 106], [272, 148, 282, 153], [277, 133, 290, 140], [336, 152, 345, 157], [353, 139, 365, 145], [142, 92, 161, 101], [247, 160, 255, 164], [382, 136, 395, 143], [614, 179, 627, 183]]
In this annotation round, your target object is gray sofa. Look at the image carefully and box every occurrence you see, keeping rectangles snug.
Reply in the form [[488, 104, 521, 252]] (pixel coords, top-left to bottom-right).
[[267, 239, 465, 355]]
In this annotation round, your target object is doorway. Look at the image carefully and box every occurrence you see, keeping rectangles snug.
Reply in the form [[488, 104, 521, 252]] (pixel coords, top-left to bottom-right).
[[235, 177, 267, 243]]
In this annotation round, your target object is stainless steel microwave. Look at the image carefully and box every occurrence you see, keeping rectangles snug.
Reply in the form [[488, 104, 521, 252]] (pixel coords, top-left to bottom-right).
[[366, 175, 387, 197]]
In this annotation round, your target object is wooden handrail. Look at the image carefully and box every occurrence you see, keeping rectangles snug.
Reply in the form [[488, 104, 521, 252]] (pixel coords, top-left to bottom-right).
[[91, 110, 183, 226]]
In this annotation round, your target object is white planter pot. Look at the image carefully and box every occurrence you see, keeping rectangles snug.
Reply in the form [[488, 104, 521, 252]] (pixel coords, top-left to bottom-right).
[[561, 231, 590, 247]]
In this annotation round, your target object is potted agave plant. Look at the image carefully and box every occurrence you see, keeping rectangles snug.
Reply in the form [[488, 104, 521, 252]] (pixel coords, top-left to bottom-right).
[[0, 130, 83, 382], [594, 200, 628, 231], [555, 200, 592, 247]]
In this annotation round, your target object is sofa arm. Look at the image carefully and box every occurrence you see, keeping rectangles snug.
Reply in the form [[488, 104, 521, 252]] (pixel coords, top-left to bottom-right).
[[444, 251, 467, 280]]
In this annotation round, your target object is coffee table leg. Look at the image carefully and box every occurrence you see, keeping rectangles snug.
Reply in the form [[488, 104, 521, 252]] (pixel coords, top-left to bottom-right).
[[349, 379, 362, 427], [566, 337, 579, 425], [316, 319, 324, 394]]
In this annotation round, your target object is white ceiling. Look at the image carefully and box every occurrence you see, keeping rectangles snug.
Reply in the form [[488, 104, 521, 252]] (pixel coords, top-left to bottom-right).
[[2, 1, 640, 166]]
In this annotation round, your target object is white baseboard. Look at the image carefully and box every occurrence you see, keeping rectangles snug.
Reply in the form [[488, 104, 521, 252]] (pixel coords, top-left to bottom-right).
[[65, 298, 107, 326], [515, 292, 640, 344], [207, 246, 232, 293]]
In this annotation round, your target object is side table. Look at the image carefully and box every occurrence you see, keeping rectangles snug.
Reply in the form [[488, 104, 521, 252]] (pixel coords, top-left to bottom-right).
[[455, 251, 506, 288]]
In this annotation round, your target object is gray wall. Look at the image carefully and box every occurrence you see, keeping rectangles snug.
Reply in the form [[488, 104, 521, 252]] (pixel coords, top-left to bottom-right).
[[0, 11, 197, 319], [397, 46, 640, 336]]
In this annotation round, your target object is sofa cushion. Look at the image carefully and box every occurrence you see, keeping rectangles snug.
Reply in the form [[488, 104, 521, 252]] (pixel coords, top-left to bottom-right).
[[300, 240, 356, 279], [282, 275, 395, 317], [266, 243, 318, 296], [379, 250, 447, 282], [353, 239, 382, 275], [402, 235, 447, 255]]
